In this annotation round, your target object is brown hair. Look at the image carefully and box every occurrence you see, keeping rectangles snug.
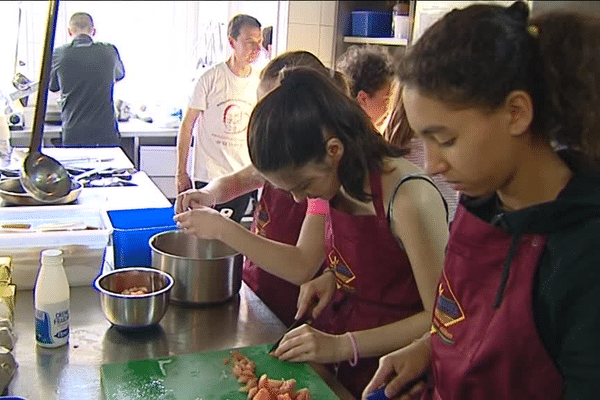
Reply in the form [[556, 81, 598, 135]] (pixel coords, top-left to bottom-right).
[[383, 86, 414, 149], [398, 1, 600, 168], [259, 51, 351, 96], [336, 45, 394, 98], [69, 12, 94, 32], [249, 68, 405, 201], [228, 14, 261, 39]]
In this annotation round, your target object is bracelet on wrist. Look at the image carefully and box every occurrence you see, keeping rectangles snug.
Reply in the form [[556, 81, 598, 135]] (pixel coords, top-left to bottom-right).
[[346, 331, 359, 367]]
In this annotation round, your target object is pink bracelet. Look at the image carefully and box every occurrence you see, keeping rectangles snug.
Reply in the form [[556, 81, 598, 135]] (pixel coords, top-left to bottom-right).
[[306, 198, 329, 215], [346, 332, 359, 367]]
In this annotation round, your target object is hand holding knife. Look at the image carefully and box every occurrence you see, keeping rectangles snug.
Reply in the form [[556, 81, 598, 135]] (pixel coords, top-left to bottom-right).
[[268, 298, 319, 354]]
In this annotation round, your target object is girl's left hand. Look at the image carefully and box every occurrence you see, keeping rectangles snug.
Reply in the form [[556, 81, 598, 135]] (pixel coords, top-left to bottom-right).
[[272, 325, 349, 364], [174, 206, 226, 240]]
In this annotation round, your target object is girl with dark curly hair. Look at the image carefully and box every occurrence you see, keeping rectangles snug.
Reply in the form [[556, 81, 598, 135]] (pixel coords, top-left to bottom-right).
[[337, 45, 395, 132], [364, 2, 600, 399]]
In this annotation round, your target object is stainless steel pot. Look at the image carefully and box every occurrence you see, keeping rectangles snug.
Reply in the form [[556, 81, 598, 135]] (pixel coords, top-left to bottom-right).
[[149, 230, 242, 305]]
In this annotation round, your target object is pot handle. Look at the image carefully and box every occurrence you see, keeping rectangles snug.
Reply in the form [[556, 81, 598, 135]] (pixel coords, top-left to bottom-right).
[[219, 208, 233, 219]]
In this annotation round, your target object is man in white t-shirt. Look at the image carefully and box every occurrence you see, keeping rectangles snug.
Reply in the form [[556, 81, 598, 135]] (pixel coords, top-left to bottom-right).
[[176, 14, 262, 222]]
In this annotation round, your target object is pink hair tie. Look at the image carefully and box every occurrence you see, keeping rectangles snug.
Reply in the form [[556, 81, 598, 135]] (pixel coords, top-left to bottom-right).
[[346, 332, 359, 367], [307, 198, 329, 215]]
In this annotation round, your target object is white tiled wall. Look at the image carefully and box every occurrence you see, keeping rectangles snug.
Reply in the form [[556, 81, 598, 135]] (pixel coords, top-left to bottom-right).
[[286, 1, 336, 67]]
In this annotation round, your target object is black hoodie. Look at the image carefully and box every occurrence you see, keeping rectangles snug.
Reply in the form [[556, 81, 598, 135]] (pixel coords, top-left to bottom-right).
[[462, 153, 600, 400]]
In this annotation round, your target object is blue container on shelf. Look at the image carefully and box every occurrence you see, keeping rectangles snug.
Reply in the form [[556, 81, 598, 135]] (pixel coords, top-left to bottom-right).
[[351, 11, 392, 37], [108, 206, 178, 269]]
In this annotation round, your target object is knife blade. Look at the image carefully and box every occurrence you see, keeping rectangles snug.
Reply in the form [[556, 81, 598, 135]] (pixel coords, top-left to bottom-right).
[[268, 299, 318, 354], [268, 314, 311, 354]]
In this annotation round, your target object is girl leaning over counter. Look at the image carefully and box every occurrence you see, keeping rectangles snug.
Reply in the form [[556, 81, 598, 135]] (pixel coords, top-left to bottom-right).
[[175, 66, 448, 396]]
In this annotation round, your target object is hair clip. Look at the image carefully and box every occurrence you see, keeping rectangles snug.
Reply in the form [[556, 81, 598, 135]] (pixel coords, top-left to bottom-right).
[[527, 25, 539, 38]]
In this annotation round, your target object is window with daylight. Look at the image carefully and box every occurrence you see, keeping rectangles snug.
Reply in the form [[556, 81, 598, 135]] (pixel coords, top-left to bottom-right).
[[0, 1, 280, 117]]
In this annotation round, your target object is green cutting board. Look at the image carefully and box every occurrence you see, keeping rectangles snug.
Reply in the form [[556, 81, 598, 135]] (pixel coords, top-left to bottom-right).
[[101, 343, 340, 400]]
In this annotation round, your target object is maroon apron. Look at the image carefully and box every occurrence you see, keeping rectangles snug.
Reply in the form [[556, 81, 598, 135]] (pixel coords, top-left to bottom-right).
[[243, 182, 306, 326], [313, 171, 423, 398], [429, 204, 564, 399]]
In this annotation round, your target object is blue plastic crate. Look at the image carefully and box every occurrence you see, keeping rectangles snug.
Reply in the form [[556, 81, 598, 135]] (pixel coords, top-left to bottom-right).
[[352, 11, 392, 37], [108, 207, 178, 269]]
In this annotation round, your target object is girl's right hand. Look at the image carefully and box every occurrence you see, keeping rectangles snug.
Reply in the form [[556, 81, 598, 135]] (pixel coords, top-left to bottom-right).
[[175, 189, 216, 213], [362, 334, 432, 400], [295, 269, 336, 321], [174, 206, 226, 240]]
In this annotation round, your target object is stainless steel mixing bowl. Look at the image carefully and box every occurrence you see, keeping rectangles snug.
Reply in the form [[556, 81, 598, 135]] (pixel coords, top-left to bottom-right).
[[149, 230, 242, 305], [93, 267, 173, 330], [0, 177, 81, 206]]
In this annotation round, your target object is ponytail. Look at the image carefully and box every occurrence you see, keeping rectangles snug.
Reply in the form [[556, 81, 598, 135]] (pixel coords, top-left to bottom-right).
[[531, 11, 600, 168]]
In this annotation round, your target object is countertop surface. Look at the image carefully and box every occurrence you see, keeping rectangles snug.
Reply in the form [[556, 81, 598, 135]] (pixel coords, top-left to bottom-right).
[[1, 147, 172, 210], [1, 148, 353, 399], [9, 284, 353, 400]]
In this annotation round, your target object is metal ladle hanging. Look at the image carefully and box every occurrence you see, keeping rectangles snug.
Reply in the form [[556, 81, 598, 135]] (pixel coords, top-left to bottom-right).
[[20, 0, 73, 203]]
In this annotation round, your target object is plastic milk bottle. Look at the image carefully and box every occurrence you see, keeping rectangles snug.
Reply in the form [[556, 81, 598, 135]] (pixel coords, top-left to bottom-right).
[[34, 249, 70, 348]]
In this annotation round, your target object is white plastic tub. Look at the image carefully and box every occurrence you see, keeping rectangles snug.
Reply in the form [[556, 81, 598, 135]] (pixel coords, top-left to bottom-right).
[[0, 205, 113, 289]]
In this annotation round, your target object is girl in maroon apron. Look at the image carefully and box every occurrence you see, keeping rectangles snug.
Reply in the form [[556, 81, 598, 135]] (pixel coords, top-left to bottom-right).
[[243, 182, 307, 326], [428, 204, 563, 399], [177, 65, 449, 397], [364, 2, 600, 399], [311, 171, 429, 396]]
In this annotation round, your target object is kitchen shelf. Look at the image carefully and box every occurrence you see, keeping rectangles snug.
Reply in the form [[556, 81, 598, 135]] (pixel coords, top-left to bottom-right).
[[343, 36, 408, 46]]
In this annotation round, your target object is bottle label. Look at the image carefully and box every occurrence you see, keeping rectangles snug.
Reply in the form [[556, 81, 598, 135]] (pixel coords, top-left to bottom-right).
[[35, 300, 69, 347]]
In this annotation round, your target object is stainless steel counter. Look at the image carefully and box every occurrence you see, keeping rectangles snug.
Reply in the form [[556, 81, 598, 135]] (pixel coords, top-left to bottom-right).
[[1, 147, 172, 210], [8, 284, 353, 400], [10, 119, 178, 140], [9, 120, 179, 168]]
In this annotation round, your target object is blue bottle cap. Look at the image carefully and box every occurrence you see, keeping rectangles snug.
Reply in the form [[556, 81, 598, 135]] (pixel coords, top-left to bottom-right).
[[366, 387, 388, 400]]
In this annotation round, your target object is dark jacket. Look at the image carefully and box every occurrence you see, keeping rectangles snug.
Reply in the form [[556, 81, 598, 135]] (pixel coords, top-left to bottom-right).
[[463, 152, 600, 400], [49, 34, 125, 146]]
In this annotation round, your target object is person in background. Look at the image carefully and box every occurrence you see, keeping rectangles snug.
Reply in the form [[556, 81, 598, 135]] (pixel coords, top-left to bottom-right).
[[384, 88, 459, 220], [253, 25, 272, 71], [49, 12, 125, 147], [176, 14, 262, 222], [336, 45, 395, 133], [363, 2, 600, 399], [175, 68, 448, 397], [176, 51, 347, 326], [262, 26, 272, 59]]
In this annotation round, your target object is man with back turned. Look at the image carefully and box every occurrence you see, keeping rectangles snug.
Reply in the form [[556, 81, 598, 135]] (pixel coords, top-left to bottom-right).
[[50, 12, 125, 147]]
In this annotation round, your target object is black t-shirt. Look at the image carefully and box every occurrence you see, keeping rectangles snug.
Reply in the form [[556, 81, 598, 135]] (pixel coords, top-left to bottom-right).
[[49, 34, 125, 146]]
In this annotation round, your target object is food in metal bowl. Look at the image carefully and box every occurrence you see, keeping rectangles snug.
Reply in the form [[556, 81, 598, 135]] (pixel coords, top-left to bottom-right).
[[121, 286, 149, 295], [93, 267, 173, 330]]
